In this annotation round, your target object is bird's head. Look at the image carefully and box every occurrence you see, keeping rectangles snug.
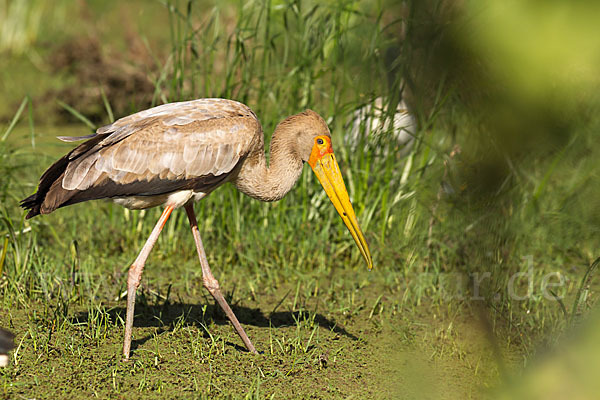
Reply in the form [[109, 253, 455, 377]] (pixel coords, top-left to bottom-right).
[[283, 110, 373, 270]]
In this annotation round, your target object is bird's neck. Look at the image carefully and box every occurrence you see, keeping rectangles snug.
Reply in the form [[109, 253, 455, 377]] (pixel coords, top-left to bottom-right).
[[234, 125, 304, 202]]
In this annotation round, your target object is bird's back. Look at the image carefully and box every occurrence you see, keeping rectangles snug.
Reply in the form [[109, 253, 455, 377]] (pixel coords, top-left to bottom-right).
[[21, 99, 263, 218]]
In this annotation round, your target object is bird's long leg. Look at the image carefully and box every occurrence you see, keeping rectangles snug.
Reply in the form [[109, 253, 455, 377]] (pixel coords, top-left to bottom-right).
[[184, 203, 258, 354], [123, 205, 175, 361]]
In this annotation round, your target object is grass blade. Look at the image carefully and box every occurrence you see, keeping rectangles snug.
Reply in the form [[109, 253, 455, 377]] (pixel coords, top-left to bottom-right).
[[1, 96, 28, 142], [100, 87, 115, 123], [569, 257, 600, 326], [57, 100, 96, 130]]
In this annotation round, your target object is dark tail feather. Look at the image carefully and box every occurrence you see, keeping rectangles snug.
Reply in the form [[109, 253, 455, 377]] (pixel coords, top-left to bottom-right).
[[20, 132, 108, 219], [20, 154, 70, 219], [20, 193, 42, 219]]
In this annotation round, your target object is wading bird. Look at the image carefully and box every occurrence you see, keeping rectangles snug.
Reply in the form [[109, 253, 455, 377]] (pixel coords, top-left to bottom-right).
[[346, 96, 415, 157], [21, 98, 372, 360], [0, 328, 15, 367]]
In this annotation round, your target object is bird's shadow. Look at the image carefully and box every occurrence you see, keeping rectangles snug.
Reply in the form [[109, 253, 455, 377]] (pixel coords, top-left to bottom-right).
[[70, 295, 357, 354]]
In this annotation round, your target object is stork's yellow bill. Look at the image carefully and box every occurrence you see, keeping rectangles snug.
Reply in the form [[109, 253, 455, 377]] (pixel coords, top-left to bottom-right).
[[308, 136, 373, 270]]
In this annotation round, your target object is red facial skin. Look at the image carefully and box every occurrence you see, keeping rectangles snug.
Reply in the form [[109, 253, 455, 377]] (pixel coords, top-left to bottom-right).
[[308, 136, 334, 168]]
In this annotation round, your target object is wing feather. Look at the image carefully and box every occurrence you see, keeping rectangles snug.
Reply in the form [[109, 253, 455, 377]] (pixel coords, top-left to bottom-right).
[[63, 152, 100, 190], [199, 145, 217, 176], [215, 143, 235, 172], [183, 140, 201, 163], [187, 146, 207, 175]]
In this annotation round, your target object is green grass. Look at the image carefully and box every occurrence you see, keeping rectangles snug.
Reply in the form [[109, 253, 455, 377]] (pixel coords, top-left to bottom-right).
[[1, 0, 600, 398]]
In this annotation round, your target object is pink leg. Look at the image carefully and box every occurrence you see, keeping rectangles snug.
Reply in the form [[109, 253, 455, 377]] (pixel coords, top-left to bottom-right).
[[184, 203, 257, 354], [123, 206, 174, 360]]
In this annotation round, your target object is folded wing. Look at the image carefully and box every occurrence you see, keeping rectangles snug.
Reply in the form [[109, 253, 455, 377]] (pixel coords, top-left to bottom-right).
[[22, 99, 262, 217]]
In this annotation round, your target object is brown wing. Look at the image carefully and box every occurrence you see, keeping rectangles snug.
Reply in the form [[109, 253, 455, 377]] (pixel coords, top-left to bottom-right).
[[21, 99, 263, 217], [62, 114, 259, 190]]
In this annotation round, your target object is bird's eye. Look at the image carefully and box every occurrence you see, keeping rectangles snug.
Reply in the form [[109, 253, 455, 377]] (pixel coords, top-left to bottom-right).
[[317, 138, 324, 145]]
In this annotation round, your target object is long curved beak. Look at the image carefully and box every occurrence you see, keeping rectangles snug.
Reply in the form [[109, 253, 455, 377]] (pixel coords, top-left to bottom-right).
[[309, 139, 373, 270]]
